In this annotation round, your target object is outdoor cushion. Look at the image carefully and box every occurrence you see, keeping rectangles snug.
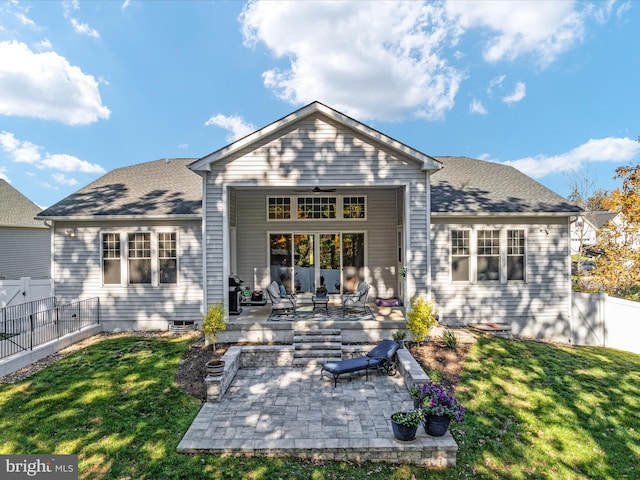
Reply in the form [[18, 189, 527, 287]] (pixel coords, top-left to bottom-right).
[[320, 338, 399, 387]]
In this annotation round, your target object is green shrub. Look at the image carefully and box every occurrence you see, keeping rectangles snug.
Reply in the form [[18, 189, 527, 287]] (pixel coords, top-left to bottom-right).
[[440, 329, 459, 350], [406, 296, 438, 343], [202, 301, 226, 351]]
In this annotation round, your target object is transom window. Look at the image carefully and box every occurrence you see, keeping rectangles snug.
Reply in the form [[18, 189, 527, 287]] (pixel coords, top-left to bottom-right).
[[297, 197, 337, 219], [268, 197, 291, 220], [267, 195, 367, 221], [343, 196, 366, 219]]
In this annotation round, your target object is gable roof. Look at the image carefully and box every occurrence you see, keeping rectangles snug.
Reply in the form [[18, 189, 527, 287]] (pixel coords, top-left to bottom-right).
[[189, 101, 442, 173], [584, 211, 617, 228], [431, 156, 581, 216], [36, 158, 201, 220], [0, 179, 48, 228]]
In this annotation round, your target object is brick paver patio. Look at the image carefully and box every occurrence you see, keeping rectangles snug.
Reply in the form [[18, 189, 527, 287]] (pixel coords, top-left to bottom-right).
[[177, 365, 458, 467]]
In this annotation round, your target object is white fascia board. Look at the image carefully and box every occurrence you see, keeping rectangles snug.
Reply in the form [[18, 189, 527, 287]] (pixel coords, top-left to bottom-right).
[[431, 212, 578, 219], [34, 214, 202, 221], [189, 102, 443, 173]]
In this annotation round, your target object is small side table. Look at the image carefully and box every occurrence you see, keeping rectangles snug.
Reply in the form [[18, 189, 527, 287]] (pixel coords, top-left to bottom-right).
[[312, 295, 329, 312]]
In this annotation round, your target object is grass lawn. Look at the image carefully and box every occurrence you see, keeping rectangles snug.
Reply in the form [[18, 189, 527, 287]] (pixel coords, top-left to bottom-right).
[[1, 334, 638, 479]]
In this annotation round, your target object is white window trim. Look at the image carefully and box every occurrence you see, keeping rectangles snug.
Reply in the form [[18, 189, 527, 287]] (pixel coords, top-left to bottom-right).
[[266, 195, 368, 221], [450, 227, 527, 284], [100, 230, 179, 287]]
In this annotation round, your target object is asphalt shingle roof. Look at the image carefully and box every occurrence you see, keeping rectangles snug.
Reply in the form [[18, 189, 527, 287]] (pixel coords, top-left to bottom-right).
[[37, 158, 201, 218], [0, 179, 47, 228], [431, 156, 581, 214]]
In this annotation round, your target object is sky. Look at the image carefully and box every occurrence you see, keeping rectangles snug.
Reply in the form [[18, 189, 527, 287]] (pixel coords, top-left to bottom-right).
[[0, 0, 639, 210]]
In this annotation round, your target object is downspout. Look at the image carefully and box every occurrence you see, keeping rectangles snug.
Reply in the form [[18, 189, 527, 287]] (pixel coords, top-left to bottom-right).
[[568, 215, 580, 344], [425, 170, 432, 299], [44, 220, 55, 298], [200, 173, 208, 321]]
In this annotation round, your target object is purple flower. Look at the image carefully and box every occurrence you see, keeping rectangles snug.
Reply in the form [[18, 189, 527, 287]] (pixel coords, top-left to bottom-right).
[[410, 381, 465, 423]]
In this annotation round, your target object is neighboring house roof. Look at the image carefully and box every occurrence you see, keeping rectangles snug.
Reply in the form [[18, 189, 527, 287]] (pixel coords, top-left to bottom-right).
[[0, 179, 48, 228], [189, 101, 443, 173], [431, 156, 582, 215], [36, 158, 201, 219], [584, 211, 617, 228]]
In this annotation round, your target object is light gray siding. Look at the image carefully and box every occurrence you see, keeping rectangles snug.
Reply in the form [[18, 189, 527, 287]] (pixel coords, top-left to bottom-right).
[[52, 220, 202, 331], [430, 217, 572, 342], [0, 227, 51, 279], [203, 113, 431, 304]]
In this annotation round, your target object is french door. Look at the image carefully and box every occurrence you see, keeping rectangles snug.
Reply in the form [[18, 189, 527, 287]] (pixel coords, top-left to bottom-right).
[[269, 232, 365, 294]]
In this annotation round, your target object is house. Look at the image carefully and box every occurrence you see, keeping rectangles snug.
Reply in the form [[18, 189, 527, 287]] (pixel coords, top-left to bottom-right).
[[37, 102, 582, 340], [570, 210, 618, 256], [0, 179, 51, 280]]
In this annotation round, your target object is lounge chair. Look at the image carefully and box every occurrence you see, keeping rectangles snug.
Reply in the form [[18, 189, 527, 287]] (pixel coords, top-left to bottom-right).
[[342, 282, 370, 315], [320, 339, 399, 387], [265, 280, 297, 317]]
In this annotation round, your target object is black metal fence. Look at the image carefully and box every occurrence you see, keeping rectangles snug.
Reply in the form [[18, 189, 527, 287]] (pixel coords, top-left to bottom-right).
[[0, 297, 100, 360]]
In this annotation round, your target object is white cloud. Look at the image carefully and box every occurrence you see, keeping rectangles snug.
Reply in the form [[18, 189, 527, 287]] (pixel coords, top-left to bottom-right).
[[0, 165, 8, 182], [0, 131, 106, 178], [502, 82, 526, 103], [445, 0, 587, 67], [0, 41, 110, 125], [469, 99, 487, 114], [487, 75, 506, 96], [504, 137, 640, 178], [69, 17, 100, 39], [63, 0, 100, 38], [51, 173, 79, 186], [240, 1, 463, 122], [205, 114, 256, 142]]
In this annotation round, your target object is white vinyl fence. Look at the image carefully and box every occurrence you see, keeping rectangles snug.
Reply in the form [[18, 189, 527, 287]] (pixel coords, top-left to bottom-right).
[[572, 292, 640, 354], [0, 277, 53, 308]]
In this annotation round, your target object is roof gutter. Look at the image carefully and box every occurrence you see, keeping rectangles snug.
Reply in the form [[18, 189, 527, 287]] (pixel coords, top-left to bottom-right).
[[34, 214, 202, 221]]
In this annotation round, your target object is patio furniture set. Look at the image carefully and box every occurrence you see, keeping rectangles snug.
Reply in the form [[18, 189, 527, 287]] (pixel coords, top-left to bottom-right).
[[265, 280, 370, 318]]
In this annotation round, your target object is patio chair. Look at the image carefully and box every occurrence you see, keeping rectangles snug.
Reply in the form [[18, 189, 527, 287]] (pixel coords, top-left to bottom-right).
[[320, 339, 399, 387], [341, 282, 370, 315], [265, 280, 297, 317]]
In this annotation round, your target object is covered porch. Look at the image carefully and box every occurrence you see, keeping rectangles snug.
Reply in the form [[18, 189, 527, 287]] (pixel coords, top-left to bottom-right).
[[219, 296, 406, 344]]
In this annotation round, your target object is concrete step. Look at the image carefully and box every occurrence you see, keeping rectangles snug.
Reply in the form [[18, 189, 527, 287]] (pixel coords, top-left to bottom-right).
[[293, 335, 342, 343], [295, 341, 342, 350], [293, 329, 341, 336], [294, 349, 343, 358]]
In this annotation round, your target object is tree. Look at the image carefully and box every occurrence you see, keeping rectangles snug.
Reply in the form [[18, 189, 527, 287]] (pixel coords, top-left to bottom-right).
[[593, 164, 640, 298]]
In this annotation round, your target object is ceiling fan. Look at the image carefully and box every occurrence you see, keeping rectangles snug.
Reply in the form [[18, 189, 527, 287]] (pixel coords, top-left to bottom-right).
[[294, 186, 337, 193]]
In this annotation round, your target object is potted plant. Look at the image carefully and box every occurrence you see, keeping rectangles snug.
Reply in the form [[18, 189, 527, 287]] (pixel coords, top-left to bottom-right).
[[390, 409, 423, 441], [202, 301, 227, 376], [392, 330, 406, 349], [418, 382, 465, 436], [315, 285, 328, 298]]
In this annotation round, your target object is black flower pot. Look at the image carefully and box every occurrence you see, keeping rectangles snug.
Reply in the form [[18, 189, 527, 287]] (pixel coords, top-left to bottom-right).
[[424, 414, 450, 436], [391, 415, 418, 441]]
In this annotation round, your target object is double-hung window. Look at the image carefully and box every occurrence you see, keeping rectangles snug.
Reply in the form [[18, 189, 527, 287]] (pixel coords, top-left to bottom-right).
[[477, 230, 500, 281], [102, 233, 121, 285], [451, 230, 470, 282], [450, 228, 526, 283], [101, 231, 178, 286]]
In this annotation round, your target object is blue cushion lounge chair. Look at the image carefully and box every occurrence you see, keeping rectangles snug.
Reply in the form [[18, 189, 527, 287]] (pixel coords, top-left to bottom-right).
[[320, 339, 400, 387]]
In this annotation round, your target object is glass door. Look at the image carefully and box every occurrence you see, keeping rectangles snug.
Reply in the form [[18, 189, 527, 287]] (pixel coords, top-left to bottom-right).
[[319, 233, 341, 294], [293, 234, 314, 293], [342, 233, 365, 293]]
